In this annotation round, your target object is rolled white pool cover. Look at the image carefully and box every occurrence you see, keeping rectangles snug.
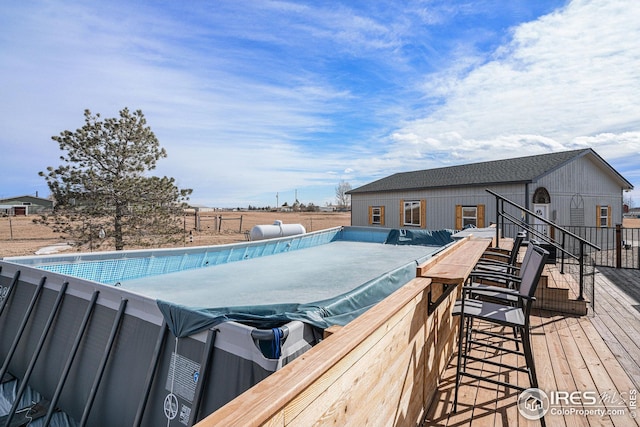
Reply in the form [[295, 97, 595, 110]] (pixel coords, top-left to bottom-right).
[[249, 220, 306, 241], [0, 226, 453, 426]]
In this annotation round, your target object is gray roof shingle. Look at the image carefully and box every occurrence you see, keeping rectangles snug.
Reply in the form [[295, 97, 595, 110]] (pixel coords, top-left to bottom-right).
[[349, 148, 615, 194]]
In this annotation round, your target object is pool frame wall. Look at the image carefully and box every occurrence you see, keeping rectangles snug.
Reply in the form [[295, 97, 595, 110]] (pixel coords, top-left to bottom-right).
[[0, 257, 316, 426], [0, 226, 462, 426], [5, 227, 342, 284], [6, 226, 394, 286]]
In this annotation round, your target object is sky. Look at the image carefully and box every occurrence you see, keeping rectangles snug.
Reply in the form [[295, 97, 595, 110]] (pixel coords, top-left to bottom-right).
[[1, 0, 639, 208]]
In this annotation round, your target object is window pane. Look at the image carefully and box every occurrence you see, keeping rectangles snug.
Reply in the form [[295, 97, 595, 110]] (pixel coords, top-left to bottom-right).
[[462, 206, 477, 227], [372, 207, 381, 224], [599, 206, 608, 226], [412, 205, 420, 221], [404, 201, 421, 225], [462, 207, 476, 217]]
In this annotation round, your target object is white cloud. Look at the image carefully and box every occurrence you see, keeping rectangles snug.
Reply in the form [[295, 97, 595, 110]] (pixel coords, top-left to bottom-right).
[[1, 0, 638, 206], [390, 0, 640, 169]]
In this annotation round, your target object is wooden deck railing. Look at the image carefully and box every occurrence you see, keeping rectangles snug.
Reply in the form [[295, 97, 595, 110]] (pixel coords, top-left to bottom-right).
[[196, 237, 490, 427]]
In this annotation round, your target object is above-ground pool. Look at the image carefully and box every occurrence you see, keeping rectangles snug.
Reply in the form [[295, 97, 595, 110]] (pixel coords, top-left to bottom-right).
[[121, 240, 439, 307], [0, 226, 452, 426]]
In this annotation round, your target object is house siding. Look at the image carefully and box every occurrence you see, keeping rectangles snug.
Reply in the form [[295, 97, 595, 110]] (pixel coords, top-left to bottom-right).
[[351, 183, 526, 231], [351, 150, 629, 237], [532, 155, 624, 227]]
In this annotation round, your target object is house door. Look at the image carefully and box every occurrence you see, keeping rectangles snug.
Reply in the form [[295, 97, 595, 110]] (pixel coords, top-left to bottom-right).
[[533, 204, 549, 238], [532, 187, 551, 239]]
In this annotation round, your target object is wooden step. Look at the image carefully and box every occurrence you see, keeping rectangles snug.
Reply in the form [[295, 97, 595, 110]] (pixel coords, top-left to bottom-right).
[[470, 260, 589, 316], [533, 298, 588, 316], [535, 285, 569, 302]]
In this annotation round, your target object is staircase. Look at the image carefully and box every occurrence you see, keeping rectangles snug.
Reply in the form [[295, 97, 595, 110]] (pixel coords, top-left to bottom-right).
[[533, 263, 588, 315], [478, 241, 589, 316]]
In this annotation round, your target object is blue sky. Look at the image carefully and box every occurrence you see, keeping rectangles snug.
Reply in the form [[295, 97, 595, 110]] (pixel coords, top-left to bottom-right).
[[1, 0, 639, 208]]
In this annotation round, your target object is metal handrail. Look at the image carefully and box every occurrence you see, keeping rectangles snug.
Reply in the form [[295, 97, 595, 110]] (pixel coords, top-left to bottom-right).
[[486, 189, 601, 300]]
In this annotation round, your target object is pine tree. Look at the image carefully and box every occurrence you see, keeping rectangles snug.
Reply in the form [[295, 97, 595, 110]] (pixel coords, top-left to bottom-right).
[[39, 108, 192, 250]]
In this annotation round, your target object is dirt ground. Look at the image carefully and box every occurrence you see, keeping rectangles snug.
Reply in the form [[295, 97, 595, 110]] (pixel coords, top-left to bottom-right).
[[0, 211, 352, 258], [1, 212, 638, 259], [625, 217, 640, 228]]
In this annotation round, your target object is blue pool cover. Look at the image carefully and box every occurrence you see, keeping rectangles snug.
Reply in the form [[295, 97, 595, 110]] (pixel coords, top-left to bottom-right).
[[7, 227, 453, 337], [154, 230, 451, 337]]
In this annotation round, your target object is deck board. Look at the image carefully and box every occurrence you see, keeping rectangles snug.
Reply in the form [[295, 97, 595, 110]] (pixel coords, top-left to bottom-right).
[[423, 265, 640, 427], [593, 268, 640, 390]]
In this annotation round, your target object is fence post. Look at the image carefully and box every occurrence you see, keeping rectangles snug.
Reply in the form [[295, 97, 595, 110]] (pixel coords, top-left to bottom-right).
[[615, 224, 622, 269]]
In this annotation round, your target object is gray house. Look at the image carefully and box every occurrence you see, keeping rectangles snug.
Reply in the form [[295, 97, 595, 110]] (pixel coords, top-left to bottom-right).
[[348, 148, 633, 237], [0, 194, 54, 216]]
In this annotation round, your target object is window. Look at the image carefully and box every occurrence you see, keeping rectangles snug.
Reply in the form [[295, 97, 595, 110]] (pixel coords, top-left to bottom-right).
[[372, 207, 381, 224], [597, 205, 611, 227], [404, 200, 421, 226], [455, 204, 485, 230], [599, 206, 608, 227], [533, 187, 551, 204], [399, 199, 425, 228], [369, 206, 384, 225], [462, 206, 477, 228]]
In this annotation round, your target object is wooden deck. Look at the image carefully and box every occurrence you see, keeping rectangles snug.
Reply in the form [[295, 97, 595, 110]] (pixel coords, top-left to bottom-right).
[[196, 238, 639, 427], [592, 268, 640, 390], [423, 267, 640, 427]]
